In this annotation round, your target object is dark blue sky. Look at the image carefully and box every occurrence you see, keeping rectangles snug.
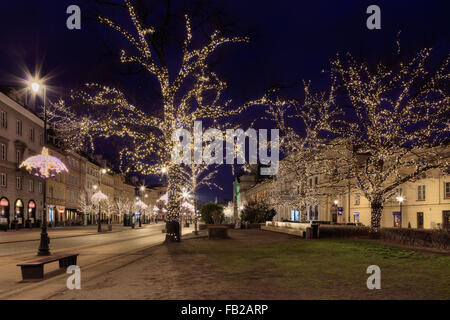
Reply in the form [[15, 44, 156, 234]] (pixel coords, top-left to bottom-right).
[[1, 0, 448, 203]]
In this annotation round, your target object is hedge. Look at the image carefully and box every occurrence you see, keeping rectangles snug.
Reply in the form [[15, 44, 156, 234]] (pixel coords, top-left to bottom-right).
[[318, 225, 370, 238], [380, 228, 450, 249], [318, 225, 450, 249]]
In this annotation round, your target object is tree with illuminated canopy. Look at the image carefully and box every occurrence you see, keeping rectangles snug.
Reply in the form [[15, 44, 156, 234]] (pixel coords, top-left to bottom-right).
[[47, 0, 270, 241], [327, 48, 449, 236], [265, 82, 343, 222]]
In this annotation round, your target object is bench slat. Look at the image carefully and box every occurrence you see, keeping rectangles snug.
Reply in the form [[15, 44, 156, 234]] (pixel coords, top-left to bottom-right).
[[17, 253, 78, 266]]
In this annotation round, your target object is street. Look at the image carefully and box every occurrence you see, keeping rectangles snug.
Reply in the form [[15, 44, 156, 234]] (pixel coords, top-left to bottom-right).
[[0, 223, 195, 299]]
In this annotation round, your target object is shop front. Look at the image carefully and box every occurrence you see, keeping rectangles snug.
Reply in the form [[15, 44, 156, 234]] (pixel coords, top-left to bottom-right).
[[14, 199, 24, 228], [65, 208, 83, 226], [0, 197, 10, 228], [27, 200, 36, 228]]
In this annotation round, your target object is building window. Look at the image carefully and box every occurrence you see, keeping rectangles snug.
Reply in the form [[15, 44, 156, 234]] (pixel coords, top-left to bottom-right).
[[29, 127, 34, 142], [16, 176, 21, 190], [38, 181, 42, 193], [445, 182, 450, 199], [0, 173, 6, 187], [16, 120, 22, 136], [1, 144, 6, 161], [39, 133, 44, 145], [355, 193, 360, 205], [16, 150, 21, 164], [1, 111, 6, 128], [28, 179, 34, 192], [309, 178, 312, 187], [49, 186, 54, 199], [314, 176, 318, 185], [417, 185, 426, 201]]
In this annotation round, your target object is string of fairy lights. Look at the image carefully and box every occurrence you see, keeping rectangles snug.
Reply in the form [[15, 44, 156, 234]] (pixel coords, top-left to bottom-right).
[[46, 0, 274, 240], [265, 48, 449, 233], [45, 0, 448, 236]]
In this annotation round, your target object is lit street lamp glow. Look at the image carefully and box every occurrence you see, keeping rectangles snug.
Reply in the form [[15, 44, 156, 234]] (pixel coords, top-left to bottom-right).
[[31, 81, 40, 93]]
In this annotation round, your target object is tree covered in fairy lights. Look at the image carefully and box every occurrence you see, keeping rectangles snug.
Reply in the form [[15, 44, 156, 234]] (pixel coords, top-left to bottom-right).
[[270, 48, 449, 234], [327, 48, 449, 235], [47, 0, 271, 241], [265, 82, 345, 222]]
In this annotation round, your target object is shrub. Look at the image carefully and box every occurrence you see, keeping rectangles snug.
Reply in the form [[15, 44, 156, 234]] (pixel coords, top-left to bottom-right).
[[240, 201, 276, 223], [318, 225, 370, 238], [380, 228, 450, 249], [200, 202, 224, 224]]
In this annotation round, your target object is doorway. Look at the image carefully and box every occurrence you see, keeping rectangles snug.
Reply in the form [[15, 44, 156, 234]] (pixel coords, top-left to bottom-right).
[[443, 211, 450, 230], [417, 212, 424, 229]]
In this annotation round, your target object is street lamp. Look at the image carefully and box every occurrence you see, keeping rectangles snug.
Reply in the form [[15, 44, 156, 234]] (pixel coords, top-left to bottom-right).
[[95, 168, 108, 232], [21, 78, 69, 256], [396, 196, 405, 228]]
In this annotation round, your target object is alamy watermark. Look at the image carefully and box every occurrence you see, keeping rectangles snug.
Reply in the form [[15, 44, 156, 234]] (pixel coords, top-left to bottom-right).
[[171, 121, 279, 175], [366, 265, 381, 289], [66, 265, 81, 290]]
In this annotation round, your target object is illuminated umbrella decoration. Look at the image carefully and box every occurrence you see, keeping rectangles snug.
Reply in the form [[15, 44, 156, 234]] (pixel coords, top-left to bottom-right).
[[92, 191, 108, 202], [20, 147, 68, 178], [158, 193, 168, 203], [135, 200, 148, 210]]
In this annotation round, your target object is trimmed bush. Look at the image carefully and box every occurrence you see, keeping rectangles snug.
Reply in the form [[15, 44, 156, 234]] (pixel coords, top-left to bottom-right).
[[200, 202, 224, 224], [380, 228, 450, 249], [318, 225, 370, 238], [240, 201, 276, 223]]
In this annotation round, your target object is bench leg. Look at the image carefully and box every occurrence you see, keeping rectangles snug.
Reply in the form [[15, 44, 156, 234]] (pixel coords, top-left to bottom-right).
[[21, 265, 44, 280], [59, 256, 78, 268]]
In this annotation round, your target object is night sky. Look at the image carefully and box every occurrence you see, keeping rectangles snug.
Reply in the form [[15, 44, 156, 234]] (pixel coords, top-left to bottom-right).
[[1, 0, 448, 203]]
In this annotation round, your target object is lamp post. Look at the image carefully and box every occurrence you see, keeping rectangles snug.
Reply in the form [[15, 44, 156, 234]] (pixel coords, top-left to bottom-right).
[[21, 79, 68, 256], [96, 168, 107, 232], [396, 196, 404, 228], [31, 81, 50, 256]]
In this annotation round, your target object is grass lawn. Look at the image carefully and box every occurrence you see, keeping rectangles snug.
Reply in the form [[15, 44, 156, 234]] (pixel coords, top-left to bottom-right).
[[175, 229, 450, 299]]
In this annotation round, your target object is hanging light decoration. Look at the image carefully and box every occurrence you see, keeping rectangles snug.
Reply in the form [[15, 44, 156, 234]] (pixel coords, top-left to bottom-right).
[[20, 147, 68, 178], [92, 191, 108, 202], [135, 200, 148, 210]]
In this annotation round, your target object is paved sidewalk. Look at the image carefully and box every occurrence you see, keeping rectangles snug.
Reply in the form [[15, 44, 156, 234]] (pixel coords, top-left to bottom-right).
[[0, 225, 199, 299], [0, 223, 157, 244]]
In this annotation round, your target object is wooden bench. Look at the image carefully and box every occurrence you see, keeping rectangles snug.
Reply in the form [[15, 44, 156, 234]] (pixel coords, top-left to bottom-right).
[[17, 253, 79, 280]]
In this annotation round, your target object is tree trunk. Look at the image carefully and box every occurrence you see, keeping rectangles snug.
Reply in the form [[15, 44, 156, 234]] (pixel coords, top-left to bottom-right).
[[369, 199, 383, 238], [165, 165, 182, 242]]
